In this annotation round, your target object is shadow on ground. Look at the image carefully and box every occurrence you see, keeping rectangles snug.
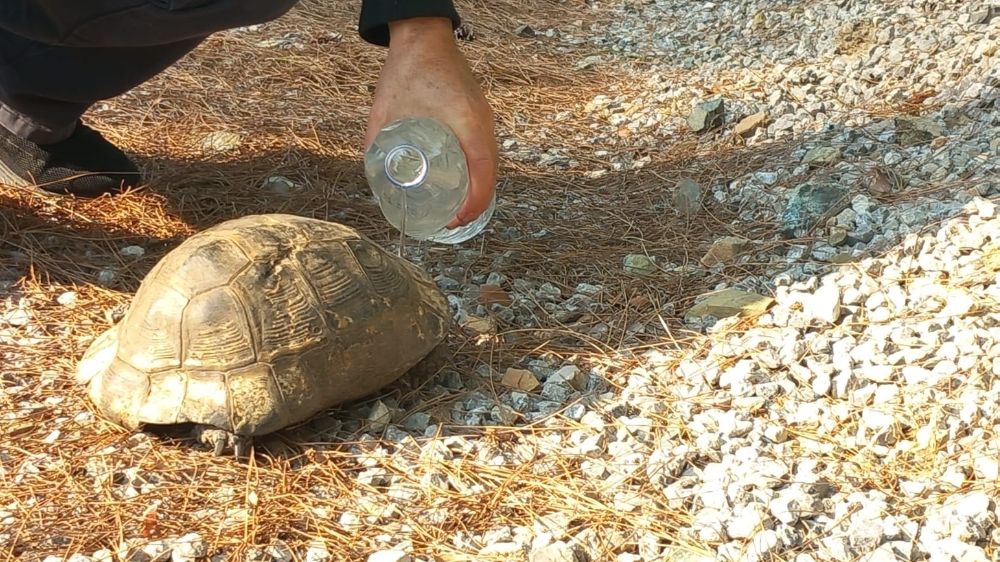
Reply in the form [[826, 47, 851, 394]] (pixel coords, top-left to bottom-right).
[[0, 127, 802, 463]]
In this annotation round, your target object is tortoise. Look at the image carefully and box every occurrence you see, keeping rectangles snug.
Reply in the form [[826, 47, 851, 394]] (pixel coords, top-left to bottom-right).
[[75, 213, 451, 456]]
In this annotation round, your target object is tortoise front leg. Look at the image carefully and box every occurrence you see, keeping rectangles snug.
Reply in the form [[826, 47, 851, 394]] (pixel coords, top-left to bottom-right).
[[191, 425, 252, 458]]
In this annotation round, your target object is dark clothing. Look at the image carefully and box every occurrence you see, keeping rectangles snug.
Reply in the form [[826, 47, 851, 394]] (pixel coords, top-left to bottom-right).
[[0, 0, 461, 142]]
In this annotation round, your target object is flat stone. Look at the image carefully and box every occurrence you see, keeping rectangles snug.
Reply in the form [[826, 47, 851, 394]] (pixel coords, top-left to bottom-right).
[[687, 98, 726, 132], [479, 284, 512, 306], [367, 401, 392, 431], [673, 177, 702, 216], [623, 254, 658, 276], [734, 111, 768, 138], [894, 116, 945, 146], [684, 288, 774, 323], [701, 236, 753, 267], [462, 315, 495, 334], [780, 182, 851, 238], [970, 6, 999, 25], [801, 145, 842, 166], [502, 368, 541, 392], [119, 245, 146, 258]]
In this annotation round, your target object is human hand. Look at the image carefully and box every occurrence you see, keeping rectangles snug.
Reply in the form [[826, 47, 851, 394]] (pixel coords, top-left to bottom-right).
[[364, 17, 497, 228]]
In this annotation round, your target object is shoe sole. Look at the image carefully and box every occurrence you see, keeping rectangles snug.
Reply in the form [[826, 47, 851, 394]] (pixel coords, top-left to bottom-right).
[[0, 159, 60, 196]]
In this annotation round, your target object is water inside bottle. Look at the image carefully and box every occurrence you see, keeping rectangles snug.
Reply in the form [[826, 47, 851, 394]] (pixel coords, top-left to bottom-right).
[[398, 191, 407, 257], [384, 144, 427, 256]]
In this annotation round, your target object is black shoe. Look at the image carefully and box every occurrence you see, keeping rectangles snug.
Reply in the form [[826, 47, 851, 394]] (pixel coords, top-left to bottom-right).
[[0, 121, 141, 197]]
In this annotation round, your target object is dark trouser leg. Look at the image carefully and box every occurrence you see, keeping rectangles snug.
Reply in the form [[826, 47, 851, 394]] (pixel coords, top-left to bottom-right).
[[0, 33, 205, 143], [0, 0, 300, 143], [0, 0, 299, 194]]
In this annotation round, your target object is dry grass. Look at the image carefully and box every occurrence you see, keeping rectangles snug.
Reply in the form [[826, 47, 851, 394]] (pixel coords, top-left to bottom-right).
[[0, 2, 739, 559], [2, 0, 995, 561]]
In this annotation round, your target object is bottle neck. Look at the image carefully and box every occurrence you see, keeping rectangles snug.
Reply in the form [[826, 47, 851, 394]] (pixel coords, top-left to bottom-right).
[[385, 144, 429, 189]]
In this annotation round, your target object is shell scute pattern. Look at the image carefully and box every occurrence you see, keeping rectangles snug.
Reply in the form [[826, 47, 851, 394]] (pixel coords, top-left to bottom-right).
[[294, 244, 371, 332], [159, 236, 251, 298], [182, 287, 256, 370], [138, 370, 187, 424], [231, 258, 329, 362], [346, 239, 411, 302], [180, 371, 231, 429], [226, 363, 286, 435], [116, 281, 186, 373]]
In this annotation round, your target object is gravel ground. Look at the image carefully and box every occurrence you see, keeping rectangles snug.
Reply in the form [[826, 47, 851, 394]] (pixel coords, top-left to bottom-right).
[[2, 0, 999, 560]]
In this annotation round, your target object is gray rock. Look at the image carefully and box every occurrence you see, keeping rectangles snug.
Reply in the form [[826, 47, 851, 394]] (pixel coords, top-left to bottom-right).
[[894, 116, 944, 146], [674, 177, 703, 216], [366, 551, 411, 562], [260, 176, 296, 194], [119, 245, 146, 258], [970, 6, 999, 25], [550, 365, 588, 391], [541, 379, 574, 402], [402, 412, 431, 432], [515, 24, 536, 38], [801, 145, 842, 166], [171, 533, 207, 562], [304, 541, 332, 562], [97, 269, 117, 287], [726, 504, 769, 539], [688, 98, 726, 132], [623, 254, 658, 275], [367, 401, 393, 431], [530, 541, 586, 562], [780, 183, 850, 238]]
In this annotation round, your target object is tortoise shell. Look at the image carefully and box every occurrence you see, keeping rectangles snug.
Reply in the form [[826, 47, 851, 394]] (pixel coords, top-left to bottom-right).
[[76, 214, 450, 440]]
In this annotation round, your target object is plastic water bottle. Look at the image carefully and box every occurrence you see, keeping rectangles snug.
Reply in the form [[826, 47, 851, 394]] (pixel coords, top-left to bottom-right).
[[364, 117, 496, 245]]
